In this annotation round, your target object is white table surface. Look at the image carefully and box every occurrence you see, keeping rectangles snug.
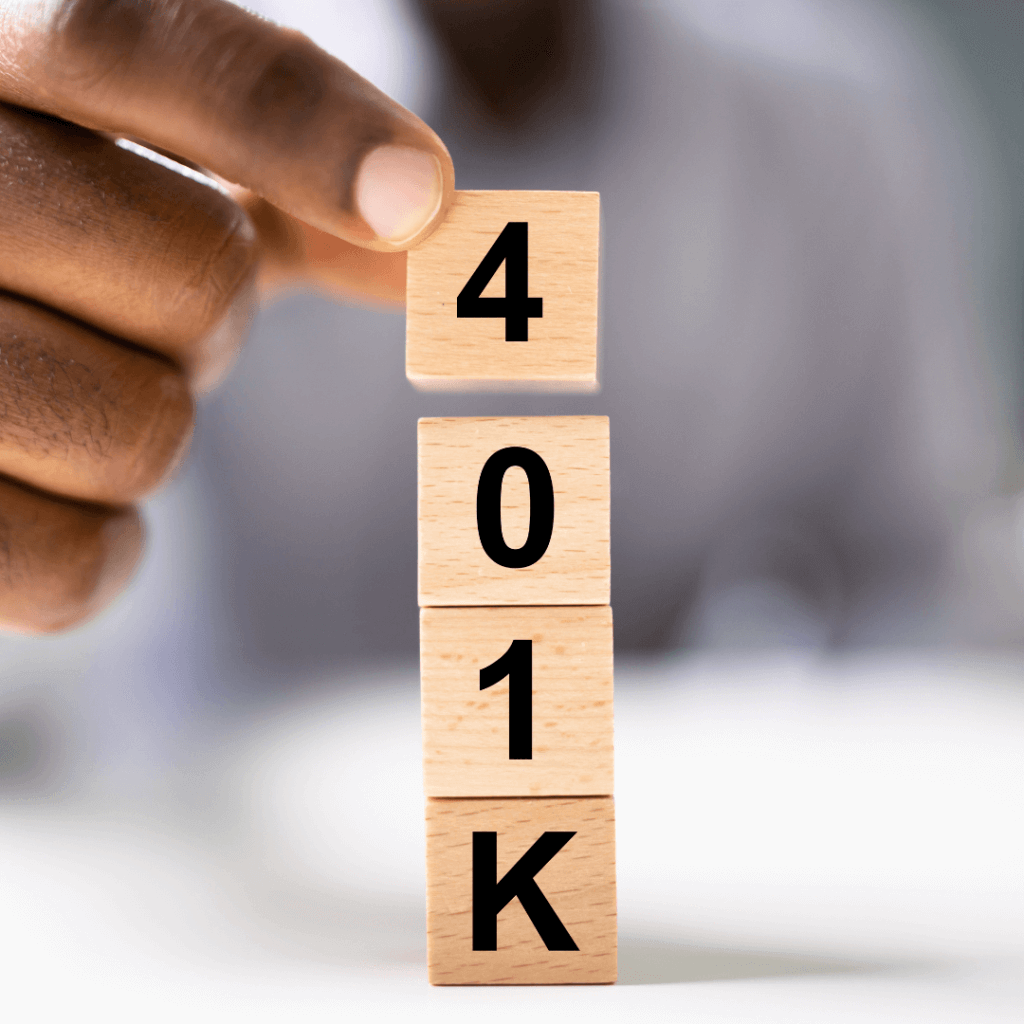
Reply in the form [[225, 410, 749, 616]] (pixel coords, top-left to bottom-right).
[[1, 653, 1021, 1022]]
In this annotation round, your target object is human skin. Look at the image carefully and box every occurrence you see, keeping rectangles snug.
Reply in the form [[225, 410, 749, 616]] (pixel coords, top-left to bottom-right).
[[0, 0, 455, 632]]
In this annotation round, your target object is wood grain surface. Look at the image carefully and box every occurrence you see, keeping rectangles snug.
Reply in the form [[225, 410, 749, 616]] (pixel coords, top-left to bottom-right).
[[418, 416, 610, 606], [406, 191, 600, 390], [426, 796, 617, 985], [421, 606, 613, 797]]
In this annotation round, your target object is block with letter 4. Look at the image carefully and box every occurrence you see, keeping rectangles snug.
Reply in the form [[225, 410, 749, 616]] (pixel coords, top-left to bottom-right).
[[406, 190, 600, 390]]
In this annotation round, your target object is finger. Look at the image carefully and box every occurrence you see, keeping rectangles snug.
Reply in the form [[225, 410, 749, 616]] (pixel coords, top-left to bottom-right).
[[0, 104, 257, 389], [0, 294, 193, 506], [1, 0, 455, 252], [238, 193, 406, 305], [0, 476, 143, 634]]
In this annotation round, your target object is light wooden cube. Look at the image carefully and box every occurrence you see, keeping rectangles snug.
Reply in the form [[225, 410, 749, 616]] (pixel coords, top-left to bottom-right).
[[406, 191, 600, 391], [418, 416, 610, 607], [426, 796, 616, 985], [421, 606, 613, 797]]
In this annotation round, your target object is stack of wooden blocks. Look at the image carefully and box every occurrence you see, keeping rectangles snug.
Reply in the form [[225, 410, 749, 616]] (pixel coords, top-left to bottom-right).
[[408, 191, 615, 986]]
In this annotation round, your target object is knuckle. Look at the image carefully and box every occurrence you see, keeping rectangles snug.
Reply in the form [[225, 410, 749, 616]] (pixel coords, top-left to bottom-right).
[[0, 487, 140, 634], [0, 302, 102, 467], [189, 273, 257, 394], [149, 183, 259, 349], [48, 0, 156, 81], [45, 522, 109, 624], [117, 367, 194, 501], [0, 297, 195, 507], [182, 201, 260, 324], [242, 34, 328, 137], [41, 507, 142, 632]]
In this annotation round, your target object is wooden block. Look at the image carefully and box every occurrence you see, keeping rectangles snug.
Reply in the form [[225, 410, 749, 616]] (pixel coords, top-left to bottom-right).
[[421, 606, 613, 797], [406, 191, 600, 391], [426, 796, 616, 985], [418, 416, 610, 606]]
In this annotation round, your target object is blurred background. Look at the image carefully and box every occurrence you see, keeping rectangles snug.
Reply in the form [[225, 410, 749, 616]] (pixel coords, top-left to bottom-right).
[[1, 1, 1022, 1018]]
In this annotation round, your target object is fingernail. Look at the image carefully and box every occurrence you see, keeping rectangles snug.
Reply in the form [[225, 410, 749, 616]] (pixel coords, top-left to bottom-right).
[[355, 145, 443, 245]]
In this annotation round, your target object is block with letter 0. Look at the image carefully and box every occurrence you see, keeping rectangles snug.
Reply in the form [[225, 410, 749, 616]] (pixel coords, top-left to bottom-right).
[[421, 605, 614, 797], [417, 415, 610, 607], [426, 796, 617, 985], [406, 190, 600, 390]]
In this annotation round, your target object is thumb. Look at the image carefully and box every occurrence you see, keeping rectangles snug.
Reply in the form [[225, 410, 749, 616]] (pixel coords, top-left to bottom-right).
[[0, 0, 453, 251]]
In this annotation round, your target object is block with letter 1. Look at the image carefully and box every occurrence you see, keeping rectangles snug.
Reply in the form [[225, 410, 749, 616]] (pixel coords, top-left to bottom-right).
[[417, 415, 610, 607], [406, 190, 600, 391], [426, 796, 617, 985], [421, 605, 614, 798]]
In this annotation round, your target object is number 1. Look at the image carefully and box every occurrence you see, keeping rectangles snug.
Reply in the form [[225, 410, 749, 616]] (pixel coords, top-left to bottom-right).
[[479, 639, 532, 760]]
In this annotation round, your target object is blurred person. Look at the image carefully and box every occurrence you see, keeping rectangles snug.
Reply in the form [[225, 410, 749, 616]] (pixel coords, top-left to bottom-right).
[[196, 0, 1020, 680], [0, 0, 1021, 786]]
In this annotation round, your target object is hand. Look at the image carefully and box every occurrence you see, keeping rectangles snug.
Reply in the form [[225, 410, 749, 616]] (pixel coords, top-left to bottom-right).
[[0, 0, 454, 632]]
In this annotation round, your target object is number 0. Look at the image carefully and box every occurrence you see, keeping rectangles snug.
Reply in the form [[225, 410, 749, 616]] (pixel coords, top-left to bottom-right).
[[476, 447, 554, 568]]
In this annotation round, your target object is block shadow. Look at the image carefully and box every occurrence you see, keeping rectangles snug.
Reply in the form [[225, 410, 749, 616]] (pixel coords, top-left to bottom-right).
[[617, 934, 939, 985]]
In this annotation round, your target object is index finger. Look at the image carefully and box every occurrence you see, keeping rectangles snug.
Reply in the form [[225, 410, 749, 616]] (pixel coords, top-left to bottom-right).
[[0, 0, 454, 251]]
